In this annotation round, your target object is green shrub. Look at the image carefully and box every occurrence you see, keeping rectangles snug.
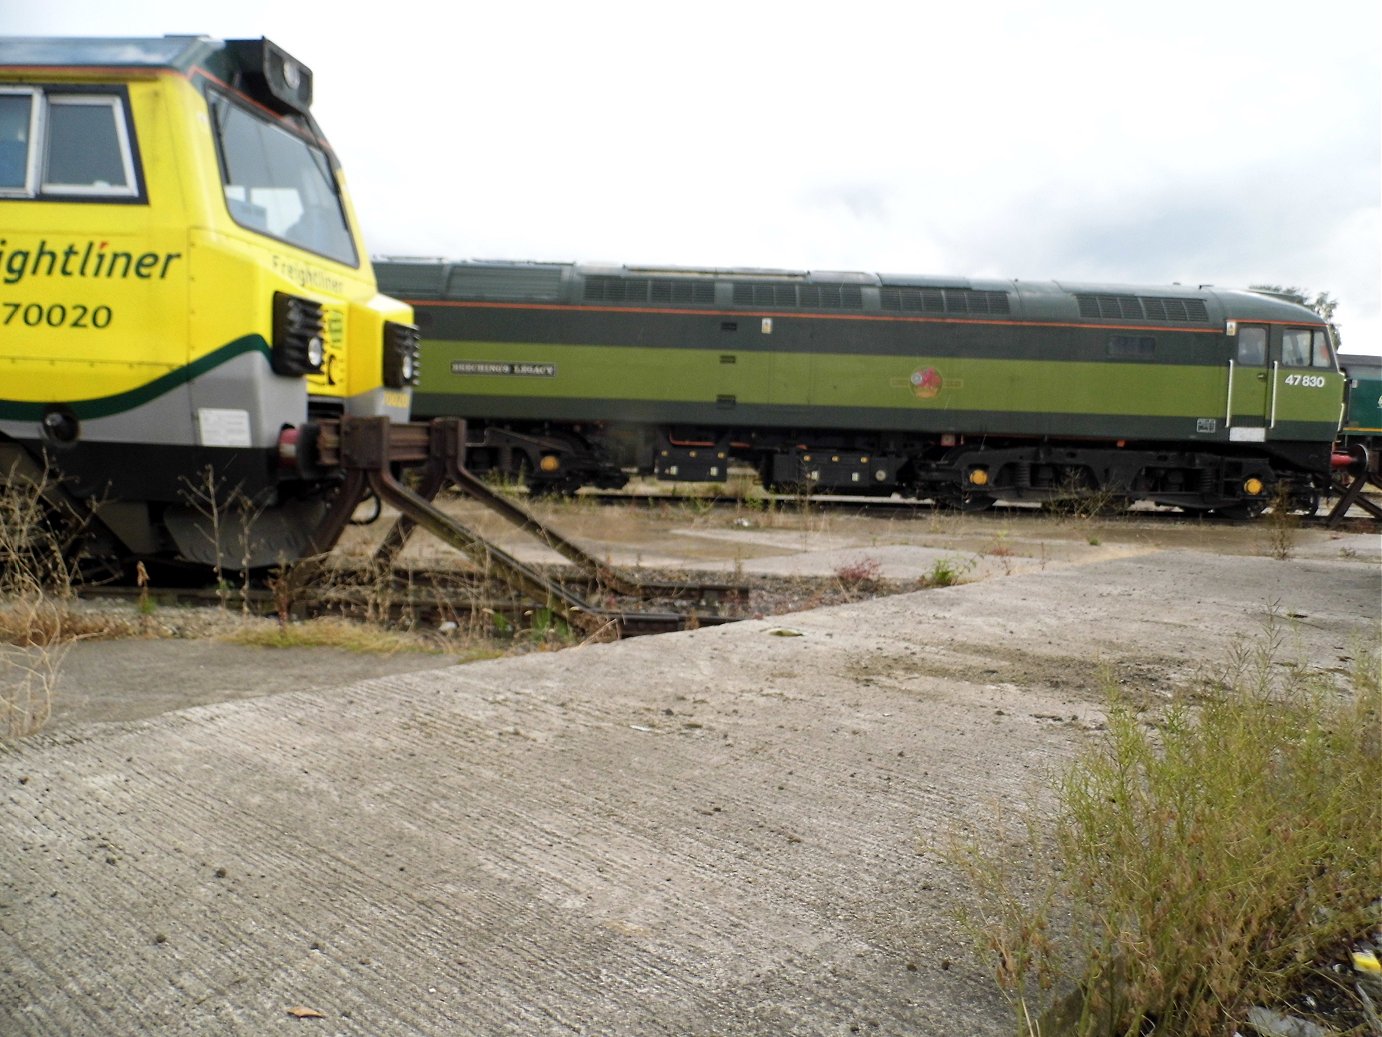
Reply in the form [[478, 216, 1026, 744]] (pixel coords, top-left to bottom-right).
[[927, 556, 973, 587], [948, 624, 1382, 1036]]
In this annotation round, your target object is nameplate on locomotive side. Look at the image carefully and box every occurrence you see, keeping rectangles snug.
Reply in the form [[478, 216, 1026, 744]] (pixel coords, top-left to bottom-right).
[[450, 361, 556, 377]]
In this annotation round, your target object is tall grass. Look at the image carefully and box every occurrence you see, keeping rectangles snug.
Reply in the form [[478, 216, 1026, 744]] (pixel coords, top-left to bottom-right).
[[948, 621, 1382, 1036], [1, 465, 76, 741], [1, 469, 144, 742]]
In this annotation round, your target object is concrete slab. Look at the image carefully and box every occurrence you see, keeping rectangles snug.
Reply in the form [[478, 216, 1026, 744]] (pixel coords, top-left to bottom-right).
[[1, 547, 1377, 1035]]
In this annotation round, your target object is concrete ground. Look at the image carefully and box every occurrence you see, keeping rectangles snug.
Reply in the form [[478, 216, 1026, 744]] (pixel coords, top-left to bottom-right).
[[1, 516, 1378, 1036]]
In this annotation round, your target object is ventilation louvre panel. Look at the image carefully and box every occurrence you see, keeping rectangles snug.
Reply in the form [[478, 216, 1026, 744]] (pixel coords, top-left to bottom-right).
[[881, 286, 1008, 315], [1076, 293, 1211, 324], [586, 276, 715, 305], [444, 265, 563, 301]]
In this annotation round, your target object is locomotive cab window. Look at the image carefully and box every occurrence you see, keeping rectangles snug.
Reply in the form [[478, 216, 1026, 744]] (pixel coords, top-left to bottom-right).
[[209, 91, 358, 267], [1282, 329, 1310, 367], [0, 88, 138, 198], [0, 91, 34, 191], [1282, 327, 1335, 368], [1236, 326, 1267, 366]]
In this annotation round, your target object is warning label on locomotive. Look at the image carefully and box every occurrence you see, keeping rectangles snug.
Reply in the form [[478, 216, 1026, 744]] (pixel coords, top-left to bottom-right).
[[451, 361, 557, 377]]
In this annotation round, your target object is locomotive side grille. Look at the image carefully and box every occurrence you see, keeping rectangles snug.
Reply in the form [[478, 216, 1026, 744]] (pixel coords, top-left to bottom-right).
[[799, 284, 866, 310], [1077, 293, 1211, 324], [584, 276, 617, 302], [585, 275, 628, 302], [943, 289, 968, 313], [1142, 297, 1170, 320], [1141, 296, 1209, 322], [590, 276, 717, 306], [446, 264, 563, 301], [648, 279, 717, 305], [947, 289, 1011, 315], [732, 282, 797, 307], [1078, 294, 1142, 319], [881, 286, 995, 314]]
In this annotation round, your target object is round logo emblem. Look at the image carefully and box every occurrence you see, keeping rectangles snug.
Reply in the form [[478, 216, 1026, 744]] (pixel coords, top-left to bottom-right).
[[910, 367, 943, 399]]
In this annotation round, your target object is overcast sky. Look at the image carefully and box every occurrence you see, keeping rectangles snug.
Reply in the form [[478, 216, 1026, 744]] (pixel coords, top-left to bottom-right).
[[12, 0, 1381, 355]]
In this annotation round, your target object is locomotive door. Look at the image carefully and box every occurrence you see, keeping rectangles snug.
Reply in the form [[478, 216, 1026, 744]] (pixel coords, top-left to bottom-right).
[[1227, 323, 1271, 441]]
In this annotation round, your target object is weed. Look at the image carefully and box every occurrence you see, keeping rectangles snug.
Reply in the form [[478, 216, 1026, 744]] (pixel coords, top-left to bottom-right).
[[926, 556, 974, 588], [1264, 483, 1298, 561], [683, 495, 717, 519], [1, 468, 77, 742], [983, 533, 1019, 576], [1, 472, 133, 742], [834, 557, 884, 599], [1, 650, 59, 740], [217, 615, 474, 656], [1044, 470, 1128, 522], [945, 623, 1382, 1037], [526, 606, 576, 648]]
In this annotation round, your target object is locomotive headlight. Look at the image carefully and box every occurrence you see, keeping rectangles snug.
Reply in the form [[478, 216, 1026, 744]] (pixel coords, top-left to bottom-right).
[[272, 293, 326, 376], [383, 321, 421, 389]]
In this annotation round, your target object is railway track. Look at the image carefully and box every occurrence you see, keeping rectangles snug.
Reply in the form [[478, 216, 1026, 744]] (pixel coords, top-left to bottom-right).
[[493, 485, 1382, 531], [75, 561, 750, 638], [65, 488, 1378, 639]]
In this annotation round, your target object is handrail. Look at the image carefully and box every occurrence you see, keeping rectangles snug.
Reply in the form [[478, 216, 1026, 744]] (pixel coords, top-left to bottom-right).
[[1224, 358, 1235, 427], [1269, 361, 1279, 429]]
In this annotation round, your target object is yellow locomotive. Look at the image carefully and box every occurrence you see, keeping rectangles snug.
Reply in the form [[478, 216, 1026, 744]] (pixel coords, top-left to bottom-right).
[[0, 36, 418, 570]]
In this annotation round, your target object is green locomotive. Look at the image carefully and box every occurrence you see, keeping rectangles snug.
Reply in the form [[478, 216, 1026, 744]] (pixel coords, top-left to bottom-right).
[[1340, 354, 1382, 449], [378, 260, 1345, 515]]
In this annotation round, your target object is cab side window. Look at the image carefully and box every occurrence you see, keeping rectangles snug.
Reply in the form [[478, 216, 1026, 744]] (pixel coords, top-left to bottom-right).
[[1281, 328, 1312, 367], [0, 87, 139, 199], [1236, 326, 1267, 366], [1310, 329, 1333, 368], [44, 97, 136, 195], [0, 91, 35, 192], [1283, 326, 1337, 368]]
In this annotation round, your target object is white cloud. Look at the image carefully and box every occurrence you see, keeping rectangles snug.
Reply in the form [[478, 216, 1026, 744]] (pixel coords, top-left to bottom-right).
[[11, 0, 1380, 351]]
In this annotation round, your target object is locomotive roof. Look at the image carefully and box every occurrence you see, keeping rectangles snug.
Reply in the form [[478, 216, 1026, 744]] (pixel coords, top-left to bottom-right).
[[375, 258, 1328, 326], [0, 35, 313, 115], [2, 36, 233, 72]]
